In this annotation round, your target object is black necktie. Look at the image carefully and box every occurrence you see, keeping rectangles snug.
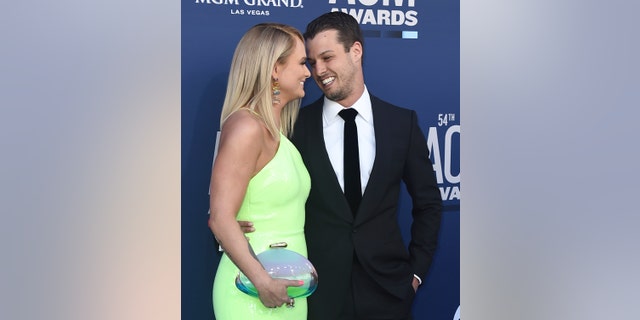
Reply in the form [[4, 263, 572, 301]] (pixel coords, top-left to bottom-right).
[[339, 108, 361, 214]]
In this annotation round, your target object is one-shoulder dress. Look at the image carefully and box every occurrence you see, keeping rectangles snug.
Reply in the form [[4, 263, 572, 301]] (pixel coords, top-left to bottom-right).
[[212, 133, 311, 320]]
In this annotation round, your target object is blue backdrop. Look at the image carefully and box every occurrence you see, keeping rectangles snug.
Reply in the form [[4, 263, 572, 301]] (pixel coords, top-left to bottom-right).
[[182, 1, 459, 319]]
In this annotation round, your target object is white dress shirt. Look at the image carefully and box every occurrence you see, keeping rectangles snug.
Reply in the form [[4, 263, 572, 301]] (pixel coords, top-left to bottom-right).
[[323, 86, 375, 195]]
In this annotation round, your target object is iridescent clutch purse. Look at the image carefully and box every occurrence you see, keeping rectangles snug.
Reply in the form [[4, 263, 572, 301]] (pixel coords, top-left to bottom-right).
[[235, 242, 318, 298]]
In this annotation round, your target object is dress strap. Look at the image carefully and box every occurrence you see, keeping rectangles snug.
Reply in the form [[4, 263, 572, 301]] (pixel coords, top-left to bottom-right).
[[240, 107, 261, 119]]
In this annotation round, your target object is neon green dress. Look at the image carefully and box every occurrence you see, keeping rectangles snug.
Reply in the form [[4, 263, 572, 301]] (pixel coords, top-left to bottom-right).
[[212, 134, 311, 320]]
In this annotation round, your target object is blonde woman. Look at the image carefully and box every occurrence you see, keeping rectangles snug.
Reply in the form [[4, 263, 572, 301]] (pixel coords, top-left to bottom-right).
[[208, 23, 311, 319]]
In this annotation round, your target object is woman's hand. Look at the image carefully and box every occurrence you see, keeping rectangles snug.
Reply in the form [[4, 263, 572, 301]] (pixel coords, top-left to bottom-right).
[[254, 278, 303, 308]]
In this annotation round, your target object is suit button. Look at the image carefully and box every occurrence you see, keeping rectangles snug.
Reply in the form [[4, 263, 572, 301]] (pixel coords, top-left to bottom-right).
[[352, 229, 357, 233]]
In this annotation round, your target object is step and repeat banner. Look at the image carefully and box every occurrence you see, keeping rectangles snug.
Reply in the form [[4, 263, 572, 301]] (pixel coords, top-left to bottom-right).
[[182, 1, 459, 319]]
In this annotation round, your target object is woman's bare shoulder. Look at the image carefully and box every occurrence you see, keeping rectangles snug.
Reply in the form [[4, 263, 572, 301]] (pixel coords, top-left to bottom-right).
[[220, 108, 266, 148]]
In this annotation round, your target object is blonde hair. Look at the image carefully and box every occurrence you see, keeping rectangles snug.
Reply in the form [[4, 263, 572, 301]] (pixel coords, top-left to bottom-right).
[[220, 23, 304, 139]]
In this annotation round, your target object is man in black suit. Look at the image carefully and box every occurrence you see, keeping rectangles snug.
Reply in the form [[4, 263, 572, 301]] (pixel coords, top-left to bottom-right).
[[293, 12, 443, 320]]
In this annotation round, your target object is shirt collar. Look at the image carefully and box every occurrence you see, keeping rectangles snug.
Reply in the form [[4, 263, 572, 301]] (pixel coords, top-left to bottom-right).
[[322, 85, 373, 126]]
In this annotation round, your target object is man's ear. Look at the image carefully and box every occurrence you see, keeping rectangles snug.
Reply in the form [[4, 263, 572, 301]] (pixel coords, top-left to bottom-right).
[[350, 41, 363, 62]]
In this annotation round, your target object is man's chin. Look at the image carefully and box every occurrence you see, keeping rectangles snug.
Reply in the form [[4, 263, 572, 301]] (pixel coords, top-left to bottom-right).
[[324, 90, 345, 102]]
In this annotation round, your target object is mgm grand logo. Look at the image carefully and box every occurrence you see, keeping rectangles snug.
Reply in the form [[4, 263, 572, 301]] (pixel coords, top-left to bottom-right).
[[194, 0, 303, 7]]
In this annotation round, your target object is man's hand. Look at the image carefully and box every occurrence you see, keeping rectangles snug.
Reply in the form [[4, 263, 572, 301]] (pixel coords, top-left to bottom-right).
[[216, 221, 255, 252], [412, 277, 420, 292], [238, 220, 255, 233]]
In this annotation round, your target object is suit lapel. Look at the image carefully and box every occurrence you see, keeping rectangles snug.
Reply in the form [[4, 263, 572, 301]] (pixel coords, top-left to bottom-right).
[[357, 97, 393, 223], [305, 99, 354, 222]]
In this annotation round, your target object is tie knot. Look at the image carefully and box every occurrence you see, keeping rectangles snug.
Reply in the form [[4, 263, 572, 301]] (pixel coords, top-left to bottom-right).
[[339, 108, 358, 122]]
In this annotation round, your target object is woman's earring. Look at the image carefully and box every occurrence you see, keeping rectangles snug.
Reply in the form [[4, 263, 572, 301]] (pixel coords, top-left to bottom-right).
[[272, 78, 281, 105]]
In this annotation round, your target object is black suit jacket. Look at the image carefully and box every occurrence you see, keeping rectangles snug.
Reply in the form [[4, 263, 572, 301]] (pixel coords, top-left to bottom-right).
[[292, 95, 442, 320]]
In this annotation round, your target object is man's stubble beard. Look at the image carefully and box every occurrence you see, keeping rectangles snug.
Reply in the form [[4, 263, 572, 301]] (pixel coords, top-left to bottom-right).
[[324, 70, 355, 103], [325, 85, 351, 102]]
